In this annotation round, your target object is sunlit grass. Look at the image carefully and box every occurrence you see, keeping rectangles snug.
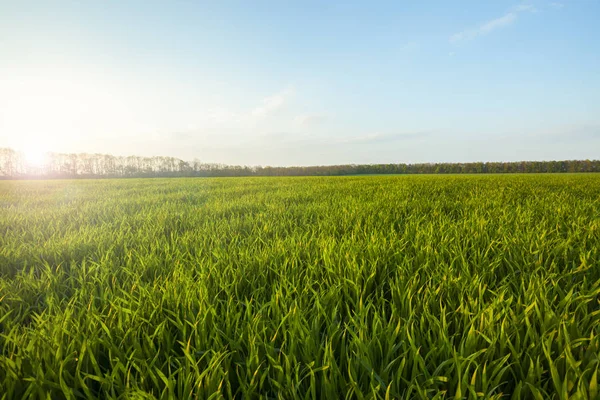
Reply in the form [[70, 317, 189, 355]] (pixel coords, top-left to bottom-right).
[[0, 175, 599, 398]]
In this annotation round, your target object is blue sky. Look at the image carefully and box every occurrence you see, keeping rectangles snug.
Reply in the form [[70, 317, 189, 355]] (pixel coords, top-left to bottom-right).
[[0, 1, 598, 166]]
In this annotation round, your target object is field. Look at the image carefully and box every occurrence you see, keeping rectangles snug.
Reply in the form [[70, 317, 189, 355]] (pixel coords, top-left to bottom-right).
[[1, 175, 599, 399]]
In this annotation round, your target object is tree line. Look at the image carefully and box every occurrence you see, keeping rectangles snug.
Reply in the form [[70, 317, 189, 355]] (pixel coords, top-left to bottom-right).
[[0, 147, 598, 179]]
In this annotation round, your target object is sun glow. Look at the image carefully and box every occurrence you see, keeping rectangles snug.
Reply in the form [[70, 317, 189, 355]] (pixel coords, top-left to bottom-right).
[[1, 71, 133, 157], [23, 148, 49, 168]]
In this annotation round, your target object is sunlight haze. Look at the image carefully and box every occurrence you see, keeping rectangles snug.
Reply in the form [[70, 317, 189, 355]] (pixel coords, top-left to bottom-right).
[[1, 1, 599, 166]]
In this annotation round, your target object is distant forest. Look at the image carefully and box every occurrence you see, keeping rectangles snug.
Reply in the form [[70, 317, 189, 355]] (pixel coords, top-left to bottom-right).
[[0, 147, 598, 179]]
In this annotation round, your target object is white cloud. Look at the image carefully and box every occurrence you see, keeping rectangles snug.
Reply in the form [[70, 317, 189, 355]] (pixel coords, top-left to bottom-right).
[[550, 2, 564, 9], [205, 107, 240, 124], [152, 85, 315, 147], [450, 4, 536, 43], [480, 13, 517, 34], [293, 114, 327, 126], [513, 4, 537, 12], [334, 131, 432, 145], [451, 13, 517, 42], [251, 86, 295, 118]]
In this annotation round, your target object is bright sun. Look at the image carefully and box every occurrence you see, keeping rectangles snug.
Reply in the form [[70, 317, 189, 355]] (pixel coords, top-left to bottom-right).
[[23, 148, 49, 168]]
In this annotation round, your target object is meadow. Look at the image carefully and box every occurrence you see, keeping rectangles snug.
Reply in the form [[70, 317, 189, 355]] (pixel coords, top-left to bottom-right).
[[0, 174, 599, 399]]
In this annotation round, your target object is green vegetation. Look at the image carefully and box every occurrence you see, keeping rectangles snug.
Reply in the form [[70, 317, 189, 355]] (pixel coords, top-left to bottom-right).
[[1, 175, 599, 399], [1, 147, 600, 178]]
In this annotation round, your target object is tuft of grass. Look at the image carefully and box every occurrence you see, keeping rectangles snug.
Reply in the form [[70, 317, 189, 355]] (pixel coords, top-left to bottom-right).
[[1, 174, 599, 399]]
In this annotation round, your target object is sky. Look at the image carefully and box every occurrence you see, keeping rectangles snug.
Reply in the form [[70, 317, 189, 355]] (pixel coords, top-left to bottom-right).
[[0, 1, 599, 166]]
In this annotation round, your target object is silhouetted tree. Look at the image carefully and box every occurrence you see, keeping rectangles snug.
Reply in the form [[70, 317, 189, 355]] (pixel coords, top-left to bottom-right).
[[0, 147, 599, 179]]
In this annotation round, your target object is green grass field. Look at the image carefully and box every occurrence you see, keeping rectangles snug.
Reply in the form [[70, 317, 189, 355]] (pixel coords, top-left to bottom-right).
[[1, 175, 599, 399]]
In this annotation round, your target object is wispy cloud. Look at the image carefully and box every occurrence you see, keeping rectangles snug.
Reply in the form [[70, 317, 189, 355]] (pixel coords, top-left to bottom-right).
[[157, 85, 327, 147], [450, 4, 536, 43], [251, 86, 295, 118], [451, 13, 517, 43], [220, 130, 432, 150], [513, 4, 537, 12], [550, 2, 564, 9], [479, 13, 518, 34], [335, 131, 432, 145], [293, 114, 327, 126]]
